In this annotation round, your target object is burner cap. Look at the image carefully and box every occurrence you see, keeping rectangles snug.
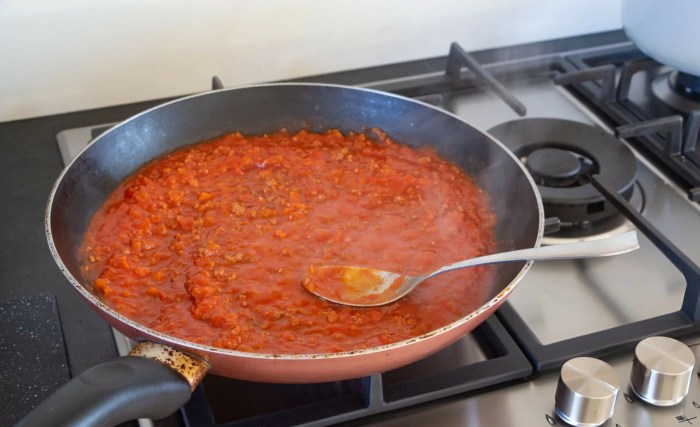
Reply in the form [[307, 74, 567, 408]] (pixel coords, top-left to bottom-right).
[[488, 118, 637, 228], [651, 71, 700, 113], [527, 148, 581, 187]]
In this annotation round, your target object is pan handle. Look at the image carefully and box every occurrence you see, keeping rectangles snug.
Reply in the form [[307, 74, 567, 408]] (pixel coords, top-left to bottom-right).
[[16, 342, 210, 427]]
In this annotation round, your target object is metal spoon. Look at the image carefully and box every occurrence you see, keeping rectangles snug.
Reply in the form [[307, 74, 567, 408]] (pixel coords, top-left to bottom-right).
[[302, 230, 639, 307]]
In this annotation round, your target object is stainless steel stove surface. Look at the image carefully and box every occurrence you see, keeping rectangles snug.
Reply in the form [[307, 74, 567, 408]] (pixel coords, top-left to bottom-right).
[[445, 78, 698, 344], [54, 32, 700, 426]]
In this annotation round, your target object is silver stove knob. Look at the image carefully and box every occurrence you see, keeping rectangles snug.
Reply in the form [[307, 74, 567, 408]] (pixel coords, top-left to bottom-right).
[[555, 357, 620, 427], [630, 336, 695, 406]]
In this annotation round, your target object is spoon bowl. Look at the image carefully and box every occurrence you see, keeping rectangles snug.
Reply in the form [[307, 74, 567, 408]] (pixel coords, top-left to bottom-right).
[[302, 230, 640, 307]]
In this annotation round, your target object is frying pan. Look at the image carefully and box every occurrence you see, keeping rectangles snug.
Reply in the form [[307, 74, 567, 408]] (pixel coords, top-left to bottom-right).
[[20, 83, 543, 427]]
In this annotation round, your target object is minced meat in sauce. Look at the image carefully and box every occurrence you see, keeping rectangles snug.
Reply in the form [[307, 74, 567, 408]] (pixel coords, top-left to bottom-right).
[[80, 129, 496, 354]]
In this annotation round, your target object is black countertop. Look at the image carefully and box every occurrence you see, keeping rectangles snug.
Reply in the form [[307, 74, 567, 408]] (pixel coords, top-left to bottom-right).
[[0, 98, 177, 425]]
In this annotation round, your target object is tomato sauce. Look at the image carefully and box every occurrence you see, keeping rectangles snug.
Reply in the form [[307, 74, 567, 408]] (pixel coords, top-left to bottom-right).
[[80, 129, 497, 354]]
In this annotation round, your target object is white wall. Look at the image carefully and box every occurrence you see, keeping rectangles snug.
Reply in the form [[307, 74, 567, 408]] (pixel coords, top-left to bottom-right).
[[0, 0, 622, 123]]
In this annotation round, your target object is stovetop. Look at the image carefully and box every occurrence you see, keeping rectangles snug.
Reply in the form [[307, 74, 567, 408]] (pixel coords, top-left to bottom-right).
[[5, 30, 700, 427]]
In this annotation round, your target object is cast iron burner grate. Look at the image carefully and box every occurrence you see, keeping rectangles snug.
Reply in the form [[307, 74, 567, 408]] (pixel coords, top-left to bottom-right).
[[180, 316, 531, 427], [564, 45, 700, 196], [488, 118, 640, 239]]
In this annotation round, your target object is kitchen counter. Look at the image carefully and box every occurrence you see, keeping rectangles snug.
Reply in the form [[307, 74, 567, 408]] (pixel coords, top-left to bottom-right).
[[0, 98, 175, 425]]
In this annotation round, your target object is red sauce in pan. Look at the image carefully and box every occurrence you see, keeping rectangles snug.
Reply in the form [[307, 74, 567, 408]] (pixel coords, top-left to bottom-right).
[[79, 129, 496, 354]]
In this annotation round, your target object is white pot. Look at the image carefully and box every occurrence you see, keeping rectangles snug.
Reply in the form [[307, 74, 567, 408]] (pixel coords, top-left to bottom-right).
[[622, 0, 700, 76]]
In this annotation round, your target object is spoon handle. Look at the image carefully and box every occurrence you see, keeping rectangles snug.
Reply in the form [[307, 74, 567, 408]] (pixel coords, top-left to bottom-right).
[[425, 230, 639, 280]]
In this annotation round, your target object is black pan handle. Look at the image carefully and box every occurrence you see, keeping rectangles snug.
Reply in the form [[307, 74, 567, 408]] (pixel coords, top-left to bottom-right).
[[15, 356, 192, 427], [16, 341, 211, 427]]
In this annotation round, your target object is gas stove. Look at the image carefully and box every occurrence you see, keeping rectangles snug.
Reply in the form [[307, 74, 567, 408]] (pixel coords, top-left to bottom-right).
[[47, 31, 700, 426]]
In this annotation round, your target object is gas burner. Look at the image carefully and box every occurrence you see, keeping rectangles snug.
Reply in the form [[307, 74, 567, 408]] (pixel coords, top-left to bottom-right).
[[651, 71, 700, 113], [487, 118, 640, 241]]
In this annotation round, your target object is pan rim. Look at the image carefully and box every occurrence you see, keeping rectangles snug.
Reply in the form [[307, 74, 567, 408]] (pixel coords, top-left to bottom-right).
[[45, 82, 544, 362]]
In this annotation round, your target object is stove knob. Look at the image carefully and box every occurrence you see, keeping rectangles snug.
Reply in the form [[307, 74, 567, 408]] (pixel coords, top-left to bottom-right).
[[630, 336, 695, 406], [555, 357, 620, 427]]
